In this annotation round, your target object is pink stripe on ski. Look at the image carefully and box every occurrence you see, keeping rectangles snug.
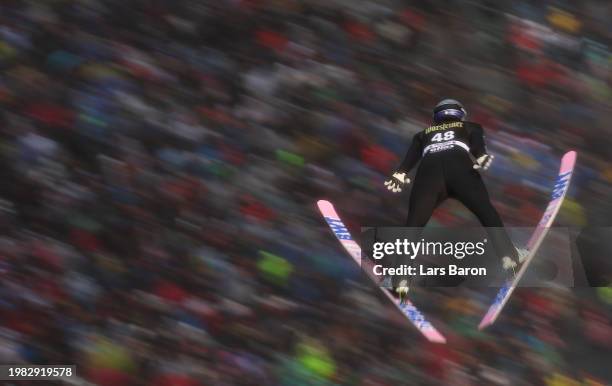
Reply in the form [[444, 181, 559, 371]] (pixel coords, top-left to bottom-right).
[[317, 200, 362, 263], [317, 200, 446, 343], [479, 151, 576, 329], [526, 151, 576, 249]]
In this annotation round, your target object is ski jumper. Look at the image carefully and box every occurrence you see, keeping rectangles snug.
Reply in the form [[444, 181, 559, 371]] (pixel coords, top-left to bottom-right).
[[397, 120, 517, 263]]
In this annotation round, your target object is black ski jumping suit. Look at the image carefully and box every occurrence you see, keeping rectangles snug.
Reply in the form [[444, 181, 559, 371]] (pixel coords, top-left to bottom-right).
[[396, 119, 517, 263]]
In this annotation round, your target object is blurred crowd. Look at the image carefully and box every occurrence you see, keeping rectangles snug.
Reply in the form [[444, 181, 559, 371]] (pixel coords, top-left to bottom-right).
[[0, 0, 611, 385]]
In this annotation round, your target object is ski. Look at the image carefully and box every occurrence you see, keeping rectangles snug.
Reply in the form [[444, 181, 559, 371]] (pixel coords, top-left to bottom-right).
[[479, 150, 577, 329], [317, 200, 447, 343]]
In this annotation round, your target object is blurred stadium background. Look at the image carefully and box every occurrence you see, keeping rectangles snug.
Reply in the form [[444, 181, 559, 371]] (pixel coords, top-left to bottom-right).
[[0, 0, 610, 385]]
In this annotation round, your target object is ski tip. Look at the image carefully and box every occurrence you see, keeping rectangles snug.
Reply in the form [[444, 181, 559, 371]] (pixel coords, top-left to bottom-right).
[[562, 150, 577, 163], [560, 151, 577, 174], [564, 150, 577, 157], [478, 309, 497, 330], [317, 199, 334, 212], [429, 333, 447, 344]]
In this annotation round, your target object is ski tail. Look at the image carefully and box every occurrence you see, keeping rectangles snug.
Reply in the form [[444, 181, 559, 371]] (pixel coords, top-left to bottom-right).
[[317, 200, 446, 343], [479, 150, 577, 329]]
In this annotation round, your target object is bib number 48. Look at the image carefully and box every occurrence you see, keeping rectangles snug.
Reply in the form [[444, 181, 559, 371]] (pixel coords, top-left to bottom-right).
[[432, 131, 455, 142]]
